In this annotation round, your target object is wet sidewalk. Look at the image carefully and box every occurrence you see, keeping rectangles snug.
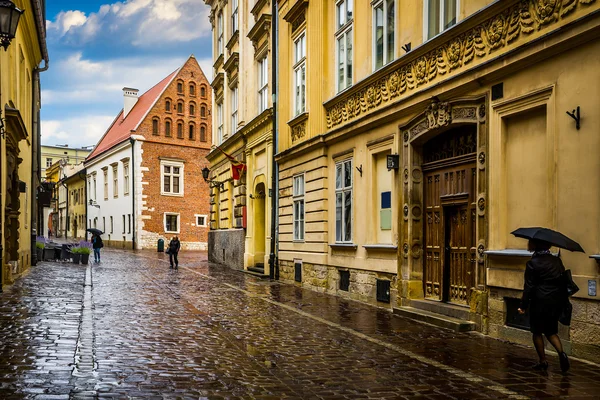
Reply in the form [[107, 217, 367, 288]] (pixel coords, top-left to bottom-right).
[[0, 248, 599, 399]]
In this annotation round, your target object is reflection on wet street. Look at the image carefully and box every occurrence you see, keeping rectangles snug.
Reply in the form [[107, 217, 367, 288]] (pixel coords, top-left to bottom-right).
[[0, 248, 599, 399]]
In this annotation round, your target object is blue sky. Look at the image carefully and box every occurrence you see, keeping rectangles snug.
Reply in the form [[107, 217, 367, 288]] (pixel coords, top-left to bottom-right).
[[42, 0, 213, 148]]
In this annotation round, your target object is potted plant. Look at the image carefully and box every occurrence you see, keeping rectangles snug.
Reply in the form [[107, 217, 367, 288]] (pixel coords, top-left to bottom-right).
[[79, 246, 91, 264], [71, 247, 81, 264], [35, 241, 45, 262], [43, 243, 55, 261]]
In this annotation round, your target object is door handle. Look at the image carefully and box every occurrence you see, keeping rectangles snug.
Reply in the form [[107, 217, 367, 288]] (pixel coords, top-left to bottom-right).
[[445, 246, 451, 252]]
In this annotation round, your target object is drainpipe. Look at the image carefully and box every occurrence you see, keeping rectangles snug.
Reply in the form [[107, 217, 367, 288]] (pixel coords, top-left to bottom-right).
[[268, 0, 279, 280], [78, 170, 88, 242], [130, 137, 136, 250], [31, 64, 47, 265]]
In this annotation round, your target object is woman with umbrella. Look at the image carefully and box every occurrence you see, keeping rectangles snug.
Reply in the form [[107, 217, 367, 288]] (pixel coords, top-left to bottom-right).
[[513, 227, 583, 373], [88, 228, 104, 263]]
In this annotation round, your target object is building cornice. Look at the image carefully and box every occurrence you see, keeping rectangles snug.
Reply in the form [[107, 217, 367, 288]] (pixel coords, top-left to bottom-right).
[[323, 0, 599, 130]]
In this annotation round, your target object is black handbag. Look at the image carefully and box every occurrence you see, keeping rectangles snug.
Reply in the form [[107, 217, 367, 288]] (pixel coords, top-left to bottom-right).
[[559, 300, 573, 326], [564, 269, 579, 297]]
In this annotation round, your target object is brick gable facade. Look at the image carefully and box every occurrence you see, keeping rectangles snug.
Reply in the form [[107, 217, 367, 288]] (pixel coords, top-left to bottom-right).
[[137, 56, 212, 249]]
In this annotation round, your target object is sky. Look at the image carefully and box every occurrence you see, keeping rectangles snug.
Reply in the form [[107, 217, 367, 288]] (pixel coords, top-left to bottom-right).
[[41, 0, 213, 148]]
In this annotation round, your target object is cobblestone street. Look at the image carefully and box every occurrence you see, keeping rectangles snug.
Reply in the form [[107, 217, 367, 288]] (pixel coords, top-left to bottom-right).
[[0, 249, 599, 399]]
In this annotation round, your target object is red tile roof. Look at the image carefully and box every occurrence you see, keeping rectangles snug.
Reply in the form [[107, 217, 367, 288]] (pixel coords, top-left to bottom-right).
[[86, 69, 179, 162]]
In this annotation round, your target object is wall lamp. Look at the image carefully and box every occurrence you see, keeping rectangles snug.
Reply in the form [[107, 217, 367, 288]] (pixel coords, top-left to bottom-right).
[[201, 167, 224, 190], [0, 0, 23, 51], [88, 200, 100, 209]]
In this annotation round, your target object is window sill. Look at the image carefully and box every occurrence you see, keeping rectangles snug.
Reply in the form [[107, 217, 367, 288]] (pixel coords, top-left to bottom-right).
[[161, 193, 184, 197], [484, 249, 559, 257], [329, 243, 357, 250], [363, 244, 397, 251]]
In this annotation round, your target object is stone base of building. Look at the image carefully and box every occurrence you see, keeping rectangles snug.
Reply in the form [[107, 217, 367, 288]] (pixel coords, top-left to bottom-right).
[[208, 229, 245, 270], [104, 240, 134, 249], [487, 288, 600, 361], [138, 231, 207, 251], [279, 260, 398, 307]]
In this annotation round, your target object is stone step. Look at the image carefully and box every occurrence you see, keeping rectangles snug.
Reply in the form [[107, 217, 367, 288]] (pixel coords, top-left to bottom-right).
[[409, 299, 472, 321], [243, 267, 269, 279], [393, 306, 477, 332], [247, 266, 265, 274]]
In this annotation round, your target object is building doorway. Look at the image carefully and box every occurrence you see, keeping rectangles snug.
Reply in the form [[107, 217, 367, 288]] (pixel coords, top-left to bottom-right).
[[253, 182, 266, 269], [423, 127, 477, 305]]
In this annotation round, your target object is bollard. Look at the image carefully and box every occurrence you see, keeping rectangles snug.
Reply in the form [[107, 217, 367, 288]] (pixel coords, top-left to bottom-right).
[[157, 238, 165, 252]]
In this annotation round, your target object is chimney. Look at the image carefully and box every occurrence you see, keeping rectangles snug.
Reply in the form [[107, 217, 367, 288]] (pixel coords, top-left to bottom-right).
[[122, 87, 139, 119]]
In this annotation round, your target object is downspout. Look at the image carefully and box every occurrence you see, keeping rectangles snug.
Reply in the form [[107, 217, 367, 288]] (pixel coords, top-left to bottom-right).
[[78, 170, 87, 242], [268, 0, 279, 280], [130, 137, 136, 250]]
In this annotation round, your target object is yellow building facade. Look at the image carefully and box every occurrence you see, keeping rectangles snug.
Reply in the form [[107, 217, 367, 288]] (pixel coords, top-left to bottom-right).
[[276, 0, 600, 360], [0, 0, 48, 288], [204, 0, 275, 274], [62, 165, 87, 240]]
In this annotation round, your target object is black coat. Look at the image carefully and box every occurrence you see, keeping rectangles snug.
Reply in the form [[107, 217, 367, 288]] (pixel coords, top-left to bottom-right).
[[92, 235, 103, 249], [168, 239, 181, 254], [520, 253, 566, 310]]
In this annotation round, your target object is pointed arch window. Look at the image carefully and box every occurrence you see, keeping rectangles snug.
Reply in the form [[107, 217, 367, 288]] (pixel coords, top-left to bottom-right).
[[189, 123, 196, 140], [152, 118, 160, 135], [200, 85, 207, 98], [189, 102, 196, 116], [165, 99, 172, 112], [177, 80, 184, 94], [177, 101, 184, 114], [165, 119, 172, 137], [200, 125, 207, 142], [200, 105, 207, 118], [189, 83, 196, 96], [177, 121, 184, 139]]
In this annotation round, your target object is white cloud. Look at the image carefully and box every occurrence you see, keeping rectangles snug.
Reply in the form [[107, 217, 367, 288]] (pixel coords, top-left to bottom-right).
[[42, 116, 117, 148], [49, 0, 212, 46]]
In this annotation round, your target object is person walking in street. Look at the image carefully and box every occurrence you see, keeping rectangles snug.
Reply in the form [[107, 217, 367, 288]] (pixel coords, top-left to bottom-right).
[[92, 233, 104, 263], [168, 236, 181, 269], [518, 239, 570, 372]]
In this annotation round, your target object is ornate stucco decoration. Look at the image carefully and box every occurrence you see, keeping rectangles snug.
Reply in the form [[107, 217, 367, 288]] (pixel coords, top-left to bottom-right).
[[248, 14, 272, 54], [211, 72, 225, 103], [425, 101, 452, 130], [251, 0, 270, 20], [288, 112, 308, 143], [224, 52, 239, 87], [283, 0, 309, 34], [325, 0, 597, 129]]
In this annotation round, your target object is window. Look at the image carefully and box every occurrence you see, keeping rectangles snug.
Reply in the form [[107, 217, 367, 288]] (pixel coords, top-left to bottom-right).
[[189, 123, 195, 140], [123, 162, 130, 195], [425, 0, 458, 40], [231, 86, 238, 136], [165, 119, 172, 137], [110, 216, 114, 234], [200, 125, 207, 142], [93, 175, 97, 201], [123, 215, 126, 233], [217, 103, 223, 144], [103, 169, 108, 200], [189, 83, 196, 96], [112, 165, 118, 198], [373, 0, 395, 70], [165, 213, 179, 233], [231, 0, 239, 33], [88, 177, 92, 200], [177, 81, 184, 94], [46, 158, 53, 168], [128, 214, 131, 233], [217, 12, 224, 55], [200, 86, 206, 98], [196, 214, 208, 227], [293, 33, 307, 116], [335, 159, 353, 242], [166, 99, 171, 112], [336, 0, 353, 92], [177, 101, 184, 114], [152, 118, 159, 135], [189, 102, 196, 116], [103, 217, 105, 232], [200, 105, 207, 118], [161, 161, 184, 196], [177, 122, 184, 139], [293, 174, 305, 241], [258, 56, 269, 113]]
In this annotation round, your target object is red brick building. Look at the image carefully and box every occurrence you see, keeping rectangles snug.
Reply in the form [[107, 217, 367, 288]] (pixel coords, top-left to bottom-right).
[[85, 55, 212, 250]]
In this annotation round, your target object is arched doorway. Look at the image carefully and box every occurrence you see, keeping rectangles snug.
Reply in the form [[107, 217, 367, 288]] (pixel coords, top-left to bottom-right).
[[253, 182, 266, 269]]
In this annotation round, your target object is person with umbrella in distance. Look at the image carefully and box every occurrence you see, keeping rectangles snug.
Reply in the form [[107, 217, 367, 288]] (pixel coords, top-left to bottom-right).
[[513, 227, 584, 373], [88, 228, 104, 263]]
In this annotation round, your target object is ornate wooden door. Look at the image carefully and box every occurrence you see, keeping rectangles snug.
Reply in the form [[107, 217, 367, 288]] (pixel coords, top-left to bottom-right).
[[446, 204, 472, 304], [424, 172, 443, 301]]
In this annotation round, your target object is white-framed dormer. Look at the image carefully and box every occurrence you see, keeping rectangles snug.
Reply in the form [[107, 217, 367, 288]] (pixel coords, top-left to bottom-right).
[[423, 0, 459, 42]]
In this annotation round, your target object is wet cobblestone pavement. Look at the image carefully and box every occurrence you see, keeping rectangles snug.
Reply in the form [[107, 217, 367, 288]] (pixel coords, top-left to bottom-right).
[[1, 249, 599, 399]]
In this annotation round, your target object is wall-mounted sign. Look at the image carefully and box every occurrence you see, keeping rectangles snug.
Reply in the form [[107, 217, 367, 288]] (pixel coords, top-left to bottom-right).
[[387, 154, 399, 170], [589, 280, 597, 297]]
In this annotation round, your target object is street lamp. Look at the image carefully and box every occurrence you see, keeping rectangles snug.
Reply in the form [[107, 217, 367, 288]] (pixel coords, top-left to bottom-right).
[[0, 0, 24, 51], [201, 166, 225, 190]]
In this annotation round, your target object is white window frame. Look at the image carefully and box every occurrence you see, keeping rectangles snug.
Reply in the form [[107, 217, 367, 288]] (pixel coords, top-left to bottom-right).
[[112, 165, 118, 198], [231, 0, 239, 34], [335, 0, 353, 92], [195, 214, 208, 227], [373, 0, 395, 71], [335, 158, 353, 243], [231, 86, 238, 136], [103, 168, 108, 200], [161, 161, 184, 197], [258, 56, 269, 113], [164, 213, 180, 234], [293, 174, 305, 241], [424, 0, 459, 41], [92, 173, 97, 201], [217, 102, 223, 144], [217, 11, 224, 56], [123, 162, 130, 196], [46, 158, 53, 168], [293, 32, 307, 116]]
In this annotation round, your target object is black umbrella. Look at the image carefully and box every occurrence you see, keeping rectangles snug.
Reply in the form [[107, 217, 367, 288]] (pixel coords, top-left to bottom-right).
[[511, 227, 584, 252], [86, 228, 103, 236]]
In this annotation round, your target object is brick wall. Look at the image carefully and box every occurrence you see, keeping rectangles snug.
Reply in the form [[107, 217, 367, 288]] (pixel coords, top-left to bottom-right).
[[136, 56, 212, 247]]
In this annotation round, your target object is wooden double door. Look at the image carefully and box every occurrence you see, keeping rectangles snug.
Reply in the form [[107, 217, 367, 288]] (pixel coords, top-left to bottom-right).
[[423, 160, 477, 305]]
